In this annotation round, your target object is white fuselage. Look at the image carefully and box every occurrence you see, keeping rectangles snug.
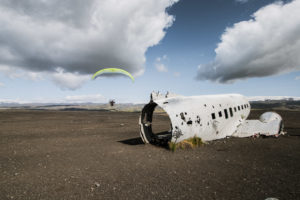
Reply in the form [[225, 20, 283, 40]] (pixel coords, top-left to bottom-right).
[[139, 92, 283, 144], [155, 94, 250, 142]]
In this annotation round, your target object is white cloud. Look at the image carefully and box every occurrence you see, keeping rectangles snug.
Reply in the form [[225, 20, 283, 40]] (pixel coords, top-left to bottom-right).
[[0, 65, 22, 79], [51, 68, 90, 90], [64, 94, 107, 103], [197, 0, 300, 83], [0, 94, 107, 104], [25, 72, 44, 81], [0, 0, 178, 89], [155, 63, 168, 72], [0, 65, 44, 80], [155, 55, 169, 72], [0, 65, 88, 90], [0, 82, 4, 87], [295, 76, 300, 80], [0, 98, 28, 104]]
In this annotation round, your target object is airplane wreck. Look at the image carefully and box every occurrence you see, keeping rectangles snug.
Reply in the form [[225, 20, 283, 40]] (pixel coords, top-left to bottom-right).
[[139, 92, 284, 145]]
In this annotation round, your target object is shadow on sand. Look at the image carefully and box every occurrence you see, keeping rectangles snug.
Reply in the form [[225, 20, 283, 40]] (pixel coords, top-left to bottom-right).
[[119, 134, 170, 150], [118, 137, 144, 145]]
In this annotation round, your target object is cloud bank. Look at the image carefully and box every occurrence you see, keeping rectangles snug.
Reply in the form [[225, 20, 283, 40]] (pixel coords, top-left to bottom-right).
[[51, 68, 90, 90], [0, 94, 107, 104], [0, 0, 178, 89], [64, 94, 107, 103], [197, 0, 300, 83]]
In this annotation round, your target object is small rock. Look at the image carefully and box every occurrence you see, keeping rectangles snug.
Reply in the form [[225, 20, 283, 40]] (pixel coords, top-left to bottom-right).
[[95, 182, 100, 187]]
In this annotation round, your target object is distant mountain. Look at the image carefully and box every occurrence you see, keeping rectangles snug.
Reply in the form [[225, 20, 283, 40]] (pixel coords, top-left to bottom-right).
[[0, 101, 145, 112], [248, 97, 300, 110], [247, 96, 300, 102], [1, 96, 300, 111]]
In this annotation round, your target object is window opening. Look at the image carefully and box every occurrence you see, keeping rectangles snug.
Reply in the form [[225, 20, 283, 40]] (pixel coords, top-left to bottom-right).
[[229, 107, 233, 117], [211, 113, 216, 120], [224, 109, 228, 119]]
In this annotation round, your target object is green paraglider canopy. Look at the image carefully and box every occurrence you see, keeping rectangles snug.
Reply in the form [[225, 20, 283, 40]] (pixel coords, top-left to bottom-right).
[[92, 68, 134, 82]]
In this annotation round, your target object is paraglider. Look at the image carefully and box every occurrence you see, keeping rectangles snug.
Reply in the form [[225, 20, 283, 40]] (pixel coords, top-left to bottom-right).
[[92, 68, 134, 82]]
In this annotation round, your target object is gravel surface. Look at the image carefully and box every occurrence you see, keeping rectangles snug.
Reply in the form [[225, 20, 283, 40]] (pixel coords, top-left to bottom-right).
[[0, 109, 299, 200]]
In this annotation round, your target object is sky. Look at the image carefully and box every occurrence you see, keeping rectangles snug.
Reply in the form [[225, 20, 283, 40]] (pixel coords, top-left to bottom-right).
[[0, 0, 299, 104]]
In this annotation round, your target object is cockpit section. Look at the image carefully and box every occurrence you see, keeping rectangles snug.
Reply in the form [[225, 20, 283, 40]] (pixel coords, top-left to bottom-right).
[[139, 101, 172, 145]]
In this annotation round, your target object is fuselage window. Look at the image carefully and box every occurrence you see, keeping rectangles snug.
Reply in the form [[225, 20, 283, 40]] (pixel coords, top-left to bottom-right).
[[229, 107, 233, 117], [238, 106, 240, 111], [241, 105, 244, 110], [234, 107, 237, 112], [224, 109, 228, 119], [211, 113, 216, 120], [218, 111, 222, 117]]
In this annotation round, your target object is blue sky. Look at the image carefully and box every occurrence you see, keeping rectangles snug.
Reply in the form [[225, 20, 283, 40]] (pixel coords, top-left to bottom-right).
[[0, 0, 299, 104]]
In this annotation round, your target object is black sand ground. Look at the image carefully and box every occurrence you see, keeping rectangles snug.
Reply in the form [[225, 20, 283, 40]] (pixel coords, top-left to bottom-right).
[[0, 109, 299, 200]]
